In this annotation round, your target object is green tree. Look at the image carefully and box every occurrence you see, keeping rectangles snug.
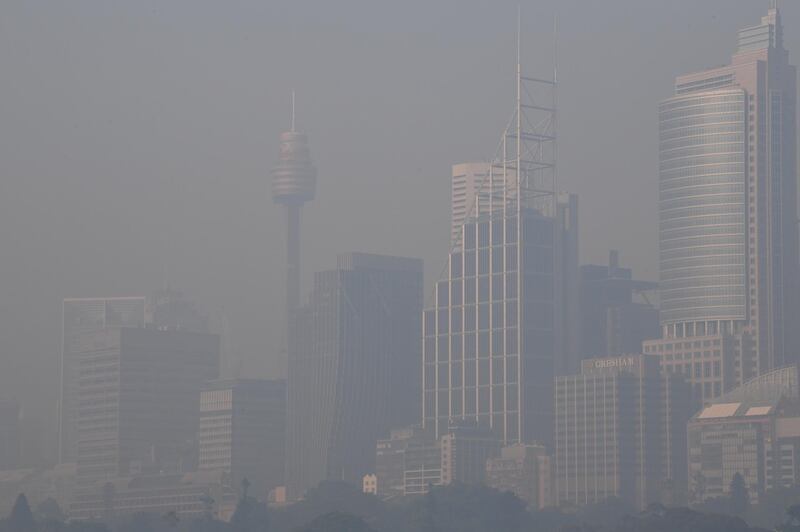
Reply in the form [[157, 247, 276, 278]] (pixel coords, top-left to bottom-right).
[[7, 494, 36, 532], [35, 498, 65, 524], [294, 512, 375, 532], [776, 503, 800, 532], [729, 472, 749, 517], [231, 478, 269, 532]]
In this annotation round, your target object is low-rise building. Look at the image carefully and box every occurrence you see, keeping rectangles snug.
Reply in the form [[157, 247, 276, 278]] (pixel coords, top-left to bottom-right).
[[688, 365, 800, 504], [69, 470, 237, 522], [373, 422, 500, 498], [486, 444, 552, 509]]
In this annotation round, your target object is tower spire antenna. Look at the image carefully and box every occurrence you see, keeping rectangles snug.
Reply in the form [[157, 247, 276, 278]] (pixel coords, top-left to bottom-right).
[[291, 90, 296, 132]]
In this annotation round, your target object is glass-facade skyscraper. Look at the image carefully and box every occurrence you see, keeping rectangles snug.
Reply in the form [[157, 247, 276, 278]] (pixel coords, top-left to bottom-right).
[[645, 4, 799, 401], [286, 252, 423, 499], [423, 194, 578, 447]]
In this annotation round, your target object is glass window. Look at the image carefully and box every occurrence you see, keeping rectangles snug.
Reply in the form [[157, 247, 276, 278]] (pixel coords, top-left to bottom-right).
[[465, 278, 476, 304], [479, 387, 490, 414], [479, 359, 490, 386], [492, 220, 503, 245], [451, 253, 462, 278], [478, 221, 490, 248], [506, 302, 517, 327], [506, 246, 517, 271], [464, 251, 476, 277], [492, 331, 504, 357], [451, 335, 462, 359], [478, 304, 489, 330], [479, 331, 490, 357], [492, 247, 504, 271], [424, 310, 435, 335], [437, 281, 449, 307], [437, 309, 449, 335], [492, 358, 504, 384], [479, 276, 489, 302], [451, 307, 462, 333], [492, 385, 505, 412], [463, 224, 476, 250], [452, 279, 462, 306], [464, 333, 476, 358], [451, 362, 462, 388], [464, 306, 476, 332], [492, 274, 504, 300], [465, 360, 476, 388], [492, 302, 503, 329]]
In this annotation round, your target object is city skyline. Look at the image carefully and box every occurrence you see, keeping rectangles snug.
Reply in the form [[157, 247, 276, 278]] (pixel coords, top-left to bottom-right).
[[2, 1, 800, 525]]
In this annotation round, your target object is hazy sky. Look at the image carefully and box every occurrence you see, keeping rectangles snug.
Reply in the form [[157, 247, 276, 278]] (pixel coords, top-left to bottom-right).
[[0, 0, 795, 452]]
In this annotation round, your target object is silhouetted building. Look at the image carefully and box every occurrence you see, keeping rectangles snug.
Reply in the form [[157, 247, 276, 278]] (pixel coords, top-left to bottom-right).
[[373, 427, 440, 499], [286, 252, 423, 499], [486, 444, 552, 510], [0, 400, 20, 471], [646, 3, 800, 404], [688, 365, 800, 504], [60, 297, 147, 464], [580, 251, 658, 362], [148, 289, 210, 333], [74, 327, 219, 488], [199, 379, 286, 499], [70, 470, 236, 521], [440, 421, 500, 486], [372, 422, 499, 499], [555, 355, 691, 510], [556, 193, 581, 376]]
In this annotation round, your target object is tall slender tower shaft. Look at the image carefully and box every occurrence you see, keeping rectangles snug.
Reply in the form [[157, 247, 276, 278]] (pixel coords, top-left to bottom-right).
[[271, 104, 317, 340]]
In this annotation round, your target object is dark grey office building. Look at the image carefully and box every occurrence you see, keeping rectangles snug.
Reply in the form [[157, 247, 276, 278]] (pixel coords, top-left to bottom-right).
[[74, 327, 220, 486], [580, 251, 658, 361], [555, 355, 691, 510], [199, 379, 286, 499], [286, 252, 423, 499]]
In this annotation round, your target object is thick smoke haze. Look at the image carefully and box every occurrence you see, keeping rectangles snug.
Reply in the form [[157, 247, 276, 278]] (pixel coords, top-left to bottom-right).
[[0, 0, 795, 459]]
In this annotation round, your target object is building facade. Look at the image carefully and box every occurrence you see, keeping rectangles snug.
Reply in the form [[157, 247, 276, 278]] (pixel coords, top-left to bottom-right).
[[688, 365, 800, 504], [555, 355, 691, 510], [423, 208, 561, 447], [647, 3, 800, 403], [60, 298, 147, 464], [486, 443, 552, 510], [286, 253, 423, 499], [199, 379, 286, 500], [74, 327, 219, 488], [580, 251, 658, 361]]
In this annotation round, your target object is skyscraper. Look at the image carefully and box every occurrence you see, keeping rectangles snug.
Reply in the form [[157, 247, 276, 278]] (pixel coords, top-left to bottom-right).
[[286, 252, 423, 499], [646, 3, 799, 399], [423, 40, 562, 446], [451, 163, 508, 248], [60, 297, 146, 464]]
